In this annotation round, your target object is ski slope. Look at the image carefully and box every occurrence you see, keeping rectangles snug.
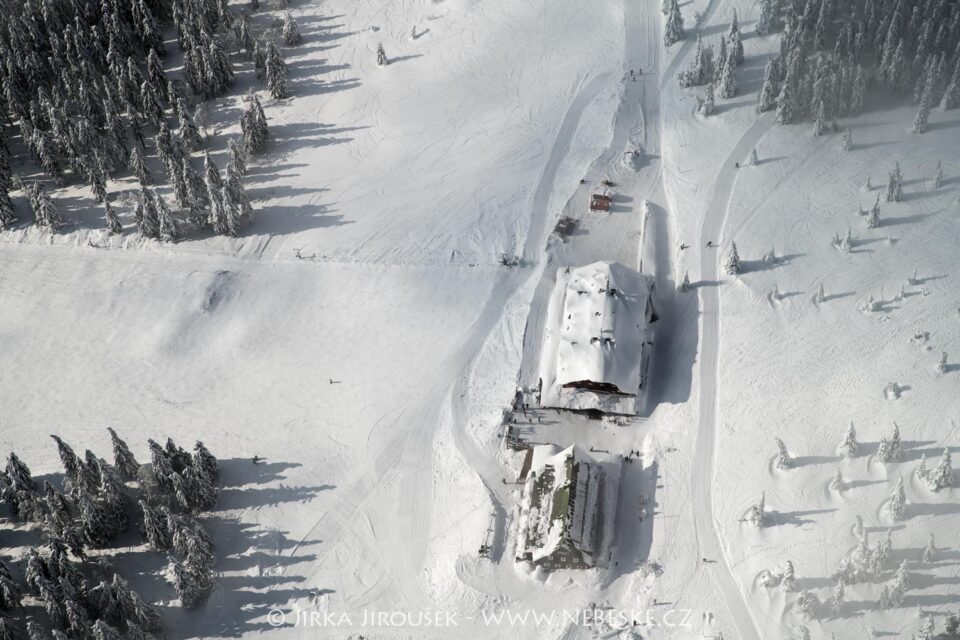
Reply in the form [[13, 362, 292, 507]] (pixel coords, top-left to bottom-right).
[[2, 0, 960, 637]]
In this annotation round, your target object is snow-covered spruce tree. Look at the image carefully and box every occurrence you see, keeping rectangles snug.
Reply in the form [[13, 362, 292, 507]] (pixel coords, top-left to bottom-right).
[[831, 579, 844, 613], [796, 589, 820, 620], [140, 79, 164, 125], [697, 83, 715, 116], [723, 241, 741, 275], [775, 73, 797, 125], [92, 620, 121, 640], [129, 145, 150, 186], [916, 453, 929, 480], [0, 172, 16, 231], [913, 73, 933, 133], [98, 465, 129, 536], [890, 424, 903, 461], [140, 501, 171, 550], [376, 42, 388, 66], [43, 481, 72, 532], [82, 451, 104, 492], [0, 618, 20, 640], [241, 92, 269, 155], [867, 194, 881, 229], [713, 36, 727, 87], [205, 157, 228, 235], [757, 58, 779, 112], [112, 573, 161, 631], [266, 43, 288, 99], [876, 584, 891, 608], [747, 492, 765, 527], [147, 439, 174, 495], [727, 11, 743, 67], [220, 181, 242, 237], [0, 572, 22, 610], [253, 41, 268, 81], [146, 48, 168, 103], [839, 421, 858, 458], [944, 612, 960, 637], [942, 55, 960, 111], [176, 100, 203, 152], [64, 593, 90, 637], [755, 0, 775, 36], [283, 13, 302, 46], [205, 39, 235, 98], [27, 181, 62, 230], [663, 0, 684, 46], [886, 162, 903, 203], [877, 529, 892, 569], [78, 490, 112, 547], [228, 139, 247, 177], [841, 128, 851, 151], [921, 533, 935, 563], [90, 579, 125, 627], [225, 164, 254, 222], [781, 560, 796, 591], [917, 618, 935, 640], [180, 157, 208, 230], [933, 160, 943, 189], [937, 351, 948, 374], [169, 557, 205, 609], [889, 558, 910, 606], [155, 190, 180, 243], [171, 471, 192, 511], [23, 547, 49, 594], [134, 187, 159, 239], [813, 100, 827, 136], [25, 620, 49, 640], [39, 582, 66, 629], [719, 46, 737, 98], [165, 439, 193, 475], [886, 475, 906, 521], [108, 428, 140, 480], [678, 272, 690, 292], [104, 199, 123, 235], [830, 467, 843, 491], [774, 437, 792, 469], [6, 452, 34, 494], [928, 449, 953, 491]]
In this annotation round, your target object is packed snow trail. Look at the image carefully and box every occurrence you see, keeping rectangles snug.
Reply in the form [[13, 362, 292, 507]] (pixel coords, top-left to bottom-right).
[[448, 0, 669, 621], [447, 72, 614, 594], [694, 111, 776, 640]]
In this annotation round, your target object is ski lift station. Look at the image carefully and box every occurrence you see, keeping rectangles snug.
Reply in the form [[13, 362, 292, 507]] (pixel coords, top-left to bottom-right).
[[537, 261, 657, 415]]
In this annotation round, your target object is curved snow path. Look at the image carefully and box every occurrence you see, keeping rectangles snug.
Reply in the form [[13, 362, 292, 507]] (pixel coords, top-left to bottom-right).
[[694, 111, 775, 640], [448, 71, 613, 589], [448, 0, 665, 610]]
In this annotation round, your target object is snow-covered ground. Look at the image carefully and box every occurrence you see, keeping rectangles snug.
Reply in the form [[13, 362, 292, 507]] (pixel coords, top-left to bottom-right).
[[4, 0, 960, 637]]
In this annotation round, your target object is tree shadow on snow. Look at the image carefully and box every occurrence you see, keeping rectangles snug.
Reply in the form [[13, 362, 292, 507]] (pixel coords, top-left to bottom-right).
[[766, 508, 836, 527], [0, 455, 330, 640]]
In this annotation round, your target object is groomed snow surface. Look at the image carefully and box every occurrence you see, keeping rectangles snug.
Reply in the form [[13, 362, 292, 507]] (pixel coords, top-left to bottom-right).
[[3, 0, 960, 637]]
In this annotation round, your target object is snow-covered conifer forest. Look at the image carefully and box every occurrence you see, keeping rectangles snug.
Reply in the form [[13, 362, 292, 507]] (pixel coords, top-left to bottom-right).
[[1, 0, 959, 637]]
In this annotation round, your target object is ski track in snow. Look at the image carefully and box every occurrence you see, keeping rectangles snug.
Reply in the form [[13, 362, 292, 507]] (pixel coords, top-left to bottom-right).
[[695, 111, 776, 640]]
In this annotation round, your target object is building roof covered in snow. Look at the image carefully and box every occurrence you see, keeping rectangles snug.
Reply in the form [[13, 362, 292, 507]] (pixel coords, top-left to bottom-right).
[[516, 445, 606, 569], [555, 261, 656, 396]]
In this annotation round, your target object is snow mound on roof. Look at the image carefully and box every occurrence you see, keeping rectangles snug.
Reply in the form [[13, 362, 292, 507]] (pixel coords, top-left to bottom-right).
[[556, 261, 654, 395]]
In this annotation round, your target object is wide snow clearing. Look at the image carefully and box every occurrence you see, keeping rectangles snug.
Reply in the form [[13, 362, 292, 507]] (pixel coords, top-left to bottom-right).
[[3, 0, 960, 637]]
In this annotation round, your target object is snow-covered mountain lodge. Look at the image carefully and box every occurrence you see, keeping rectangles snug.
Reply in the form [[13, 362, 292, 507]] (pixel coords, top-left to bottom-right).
[[515, 445, 620, 570], [538, 261, 657, 415]]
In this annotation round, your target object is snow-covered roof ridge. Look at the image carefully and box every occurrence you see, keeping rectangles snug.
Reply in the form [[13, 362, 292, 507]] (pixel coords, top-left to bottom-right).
[[556, 261, 655, 395]]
